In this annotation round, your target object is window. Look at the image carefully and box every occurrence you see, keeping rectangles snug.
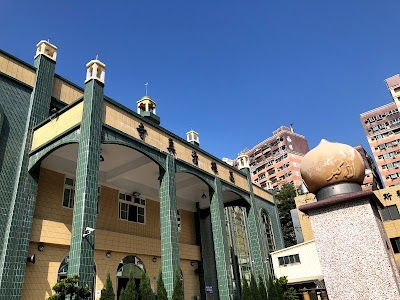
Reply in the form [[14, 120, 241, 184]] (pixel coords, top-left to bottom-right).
[[63, 177, 75, 208], [278, 254, 300, 265], [119, 192, 146, 224], [390, 237, 400, 253], [177, 210, 181, 232], [381, 205, 400, 221], [63, 176, 100, 214], [261, 212, 276, 252]]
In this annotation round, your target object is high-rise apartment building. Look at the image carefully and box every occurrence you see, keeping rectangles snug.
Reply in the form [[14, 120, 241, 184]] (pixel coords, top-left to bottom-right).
[[360, 102, 400, 187], [231, 126, 309, 191], [354, 145, 384, 191]]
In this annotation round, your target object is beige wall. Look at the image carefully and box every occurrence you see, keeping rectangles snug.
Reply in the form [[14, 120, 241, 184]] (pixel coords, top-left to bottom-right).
[[0, 52, 35, 86], [32, 101, 84, 151], [51, 77, 83, 105], [25, 168, 201, 299], [103, 101, 273, 203], [22, 243, 200, 300]]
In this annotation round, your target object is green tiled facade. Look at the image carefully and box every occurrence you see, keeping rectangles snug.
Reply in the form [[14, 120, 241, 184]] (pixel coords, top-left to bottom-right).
[[210, 178, 233, 300], [159, 154, 180, 298], [197, 206, 219, 300], [0, 54, 55, 299], [0, 44, 283, 300], [244, 169, 271, 285], [67, 79, 104, 291]]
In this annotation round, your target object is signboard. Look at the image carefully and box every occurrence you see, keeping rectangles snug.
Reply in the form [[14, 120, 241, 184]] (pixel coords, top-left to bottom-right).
[[205, 286, 213, 294]]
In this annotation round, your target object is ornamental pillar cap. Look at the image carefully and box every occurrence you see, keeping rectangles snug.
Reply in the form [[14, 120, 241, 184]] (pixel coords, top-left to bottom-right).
[[186, 130, 199, 146], [237, 153, 250, 170], [35, 40, 58, 61], [137, 96, 156, 115], [85, 59, 106, 84], [300, 139, 365, 194]]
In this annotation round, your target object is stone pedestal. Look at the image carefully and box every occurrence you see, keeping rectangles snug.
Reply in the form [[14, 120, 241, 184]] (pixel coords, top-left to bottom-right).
[[299, 190, 400, 300]]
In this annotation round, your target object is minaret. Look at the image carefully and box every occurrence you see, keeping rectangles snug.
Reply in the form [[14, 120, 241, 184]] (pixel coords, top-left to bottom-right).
[[299, 140, 400, 300], [186, 130, 200, 147], [137, 95, 160, 125]]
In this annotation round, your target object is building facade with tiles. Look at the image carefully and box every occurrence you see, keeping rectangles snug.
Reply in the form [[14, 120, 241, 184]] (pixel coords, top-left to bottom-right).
[[360, 102, 400, 187], [225, 126, 309, 192], [0, 41, 284, 300]]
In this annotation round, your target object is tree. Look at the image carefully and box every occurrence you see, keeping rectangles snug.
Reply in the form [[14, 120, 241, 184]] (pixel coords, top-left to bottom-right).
[[258, 275, 268, 300], [275, 182, 298, 247], [140, 272, 154, 300], [100, 272, 115, 300], [250, 273, 261, 300], [156, 270, 168, 300], [172, 269, 184, 300], [119, 270, 138, 300], [276, 277, 298, 300], [242, 278, 252, 300], [47, 274, 91, 300], [266, 276, 283, 300]]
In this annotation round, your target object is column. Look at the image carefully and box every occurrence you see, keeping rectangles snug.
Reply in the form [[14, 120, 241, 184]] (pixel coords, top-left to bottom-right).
[[244, 169, 269, 284], [197, 204, 219, 300], [226, 207, 242, 299], [210, 177, 233, 300], [0, 46, 56, 299], [67, 77, 104, 292], [159, 154, 180, 298]]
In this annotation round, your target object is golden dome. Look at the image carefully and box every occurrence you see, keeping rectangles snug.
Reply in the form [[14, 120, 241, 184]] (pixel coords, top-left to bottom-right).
[[300, 140, 365, 193]]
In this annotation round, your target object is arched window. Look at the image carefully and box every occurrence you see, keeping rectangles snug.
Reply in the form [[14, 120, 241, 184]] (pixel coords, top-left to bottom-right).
[[57, 256, 96, 299], [261, 211, 276, 252], [116, 256, 145, 299]]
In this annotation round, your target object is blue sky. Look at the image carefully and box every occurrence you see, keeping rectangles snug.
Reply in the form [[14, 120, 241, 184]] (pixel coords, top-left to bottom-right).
[[1, 1, 399, 160]]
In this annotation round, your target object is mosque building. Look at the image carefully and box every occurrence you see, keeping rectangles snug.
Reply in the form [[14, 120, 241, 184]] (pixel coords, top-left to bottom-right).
[[0, 41, 284, 300]]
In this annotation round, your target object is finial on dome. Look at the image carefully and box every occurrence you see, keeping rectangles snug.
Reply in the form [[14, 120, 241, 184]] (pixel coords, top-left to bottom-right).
[[300, 139, 365, 200]]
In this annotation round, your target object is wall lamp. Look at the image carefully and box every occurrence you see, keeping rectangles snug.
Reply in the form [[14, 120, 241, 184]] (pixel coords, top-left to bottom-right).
[[38, 244, 45, 252], [190, 261, 195, 267], [27, 254, 36, 264], [201, 192, 207, 199], [152, 257, 157, 263], [106, 251, 112, 258], [133, 192, 141, 197]]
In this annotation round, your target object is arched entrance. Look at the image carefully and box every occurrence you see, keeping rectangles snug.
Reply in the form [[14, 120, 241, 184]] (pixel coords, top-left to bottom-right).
[[116, 255, 145, 299], [57, 256, 97, 299]]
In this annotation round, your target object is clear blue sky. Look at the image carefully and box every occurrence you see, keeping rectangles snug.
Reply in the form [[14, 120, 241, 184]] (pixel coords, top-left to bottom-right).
[[1, 1, 399, 160]]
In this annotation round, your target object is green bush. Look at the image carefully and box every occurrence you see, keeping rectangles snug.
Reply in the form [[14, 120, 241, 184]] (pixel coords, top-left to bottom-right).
[[100, 272, 115, 300], [140, 272, 154, 300], [172, 269, 184, 300], [250, 273, 261, 300], [242, 278, 252, 300], [258, 275, 268, 300], [119, 270, 138, 300], [156, 270, 168, 300], [47, 274, 91, 300]]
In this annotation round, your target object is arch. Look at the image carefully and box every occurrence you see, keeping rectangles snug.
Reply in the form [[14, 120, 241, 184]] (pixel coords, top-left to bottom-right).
[[222, 188, 251, 208], [116, 255, 146, 299], [56, 256, 97, 299], [102, 126, 166, 170], [28, 127, 80, 171], [261, 209, 276, 253], [175, 160, 215, 190]]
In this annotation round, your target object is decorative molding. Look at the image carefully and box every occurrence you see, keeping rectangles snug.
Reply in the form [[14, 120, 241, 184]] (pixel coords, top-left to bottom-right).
[[229, 171, 235, 183], [167, 138, 176, 155], [211, 162, 218, 173], [137, 122, 147, 141], [192, 150, 199, 166]]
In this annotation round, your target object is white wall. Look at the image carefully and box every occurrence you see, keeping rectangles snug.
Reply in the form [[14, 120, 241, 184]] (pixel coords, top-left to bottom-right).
[[270, 240, 323, 283]]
